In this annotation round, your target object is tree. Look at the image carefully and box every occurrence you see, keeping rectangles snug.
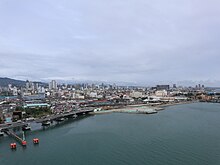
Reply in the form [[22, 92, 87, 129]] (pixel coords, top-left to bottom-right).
[[15, 106, 24, 111]]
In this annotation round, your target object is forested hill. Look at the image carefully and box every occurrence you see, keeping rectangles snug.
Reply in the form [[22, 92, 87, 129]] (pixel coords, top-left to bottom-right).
[[0, 77, 47, 87]]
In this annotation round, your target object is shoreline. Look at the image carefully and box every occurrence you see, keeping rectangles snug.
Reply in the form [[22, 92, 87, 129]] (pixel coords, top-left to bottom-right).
[[157, 100, 198, 108], [91, 101, 197, 115]]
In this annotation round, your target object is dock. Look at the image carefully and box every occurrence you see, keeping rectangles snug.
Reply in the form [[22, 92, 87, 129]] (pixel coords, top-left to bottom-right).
[[0, 108, 94, 130], [0, 122, 28, 130], [2, 129, 26, 146], [35, 108, 94, 123], [0, 108, 94, 148]]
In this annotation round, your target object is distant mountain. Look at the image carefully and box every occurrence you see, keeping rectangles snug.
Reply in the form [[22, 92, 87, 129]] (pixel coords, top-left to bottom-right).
[[0, 77, 47, 87], [0, 77, 26, 87], [47, 78, 138, 86]]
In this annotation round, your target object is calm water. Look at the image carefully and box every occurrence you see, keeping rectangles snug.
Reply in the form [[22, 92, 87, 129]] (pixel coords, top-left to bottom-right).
[[1, 103, 220, 165]]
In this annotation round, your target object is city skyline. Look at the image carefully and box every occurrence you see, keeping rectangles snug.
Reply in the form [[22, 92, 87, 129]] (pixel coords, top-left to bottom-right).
[[0, 76, 217, 88], [1, 0, 220, 86]]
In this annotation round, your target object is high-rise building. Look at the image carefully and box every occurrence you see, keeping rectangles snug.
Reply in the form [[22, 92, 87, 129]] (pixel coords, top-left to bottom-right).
[[49, 80, 57, 90], [25, 80, 35, 93]]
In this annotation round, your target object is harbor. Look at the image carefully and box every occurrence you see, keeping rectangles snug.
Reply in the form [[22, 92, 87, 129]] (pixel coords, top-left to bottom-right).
[[3, 130, 27, 148], [0, 108, 94, 149], [0, 102, 193, 150]]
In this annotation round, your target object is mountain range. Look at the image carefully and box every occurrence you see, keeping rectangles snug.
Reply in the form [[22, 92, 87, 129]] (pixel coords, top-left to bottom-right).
[[0, 77, 47, 87]]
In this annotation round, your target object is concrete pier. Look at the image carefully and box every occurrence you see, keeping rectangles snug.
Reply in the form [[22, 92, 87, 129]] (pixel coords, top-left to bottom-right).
[[3, 130, 27, 146]]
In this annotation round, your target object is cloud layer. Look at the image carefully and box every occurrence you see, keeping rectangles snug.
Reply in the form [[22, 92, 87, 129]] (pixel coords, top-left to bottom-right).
[[0, 0, 220, 86]]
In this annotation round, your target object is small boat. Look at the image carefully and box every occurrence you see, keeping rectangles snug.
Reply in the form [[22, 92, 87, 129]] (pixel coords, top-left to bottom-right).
[[22, 124, 31, 131], [56, 118, 65, 122], [42, 121, 51, 126], [72, 114, 77, 118], [25, 117, 35, 122]]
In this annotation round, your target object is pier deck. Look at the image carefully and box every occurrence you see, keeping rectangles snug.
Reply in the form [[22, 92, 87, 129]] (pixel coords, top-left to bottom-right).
[[35, 109, 94, 123], [2, 130, 25, 145], [0, 108, 94, 130]]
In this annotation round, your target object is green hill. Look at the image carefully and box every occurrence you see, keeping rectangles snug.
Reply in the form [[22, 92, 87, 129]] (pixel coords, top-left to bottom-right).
[[0, 77, 47, 87], [0, 77, 25, 87]]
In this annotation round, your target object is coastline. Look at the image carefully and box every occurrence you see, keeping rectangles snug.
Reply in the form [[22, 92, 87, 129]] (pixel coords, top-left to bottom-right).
[[91, 101, 197, 115], [157, 100, 198, 108]]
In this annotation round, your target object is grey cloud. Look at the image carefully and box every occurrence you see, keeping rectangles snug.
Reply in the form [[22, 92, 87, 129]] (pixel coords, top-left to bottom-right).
[[0, 0, 220, 86]]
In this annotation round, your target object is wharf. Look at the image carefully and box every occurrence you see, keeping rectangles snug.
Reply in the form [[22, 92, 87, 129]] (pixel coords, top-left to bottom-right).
[[35, 108, 94, 123], [2, 130, 26, 145], [0, 108, 94, 130], [0, 122, 28, 130]]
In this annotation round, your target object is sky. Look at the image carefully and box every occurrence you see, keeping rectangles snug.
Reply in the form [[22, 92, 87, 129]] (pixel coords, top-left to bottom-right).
[[0, 0, 220, 86]]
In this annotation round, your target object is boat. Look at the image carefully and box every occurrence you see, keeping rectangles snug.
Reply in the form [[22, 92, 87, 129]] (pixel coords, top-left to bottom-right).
[[72, 114, 77, 118], [25, 117, 35, 122], [42, 121, 51, 126], [22, 124, 31, 131], [56, 117, 65, 122]]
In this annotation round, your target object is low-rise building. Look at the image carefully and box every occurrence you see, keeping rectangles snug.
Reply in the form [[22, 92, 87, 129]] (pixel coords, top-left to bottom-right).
[[130, 91, 143, 98], [155, 90, 168, 97]]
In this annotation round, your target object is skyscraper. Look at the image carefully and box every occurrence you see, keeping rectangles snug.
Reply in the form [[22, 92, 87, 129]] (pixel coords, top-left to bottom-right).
[[49, 80, 57, 90]]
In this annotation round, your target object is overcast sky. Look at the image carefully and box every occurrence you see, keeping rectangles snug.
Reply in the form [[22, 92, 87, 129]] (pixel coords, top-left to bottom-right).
[[0, 0, 220, 86]]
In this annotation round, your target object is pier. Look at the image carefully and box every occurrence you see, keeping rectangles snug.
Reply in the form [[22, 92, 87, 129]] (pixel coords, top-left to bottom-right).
[[0, 108, 94, 130], [35, 108, 94, 123], [2, 129, 26, 146], [0, 108, 94, 149], [0, 122, 28, 130]]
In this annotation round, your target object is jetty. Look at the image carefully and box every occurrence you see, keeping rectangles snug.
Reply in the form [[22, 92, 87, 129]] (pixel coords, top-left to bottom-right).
[[2, 129, 27, 146], [35, 108, 94, 123]]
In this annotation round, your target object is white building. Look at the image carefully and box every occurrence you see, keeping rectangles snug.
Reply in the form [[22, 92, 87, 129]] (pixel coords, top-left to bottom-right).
[[49, 80, 57, 90], [155, 90, 168, 97], [130, 91, 143, 98], [89, 92, 98, 98], [12, 87, 18, 96]]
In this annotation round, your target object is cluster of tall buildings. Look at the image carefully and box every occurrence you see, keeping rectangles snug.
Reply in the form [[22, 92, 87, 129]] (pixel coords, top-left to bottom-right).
[[49, 80, 57, 90], [24, 80, 45, 95], [0, 78, 209, 103]]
